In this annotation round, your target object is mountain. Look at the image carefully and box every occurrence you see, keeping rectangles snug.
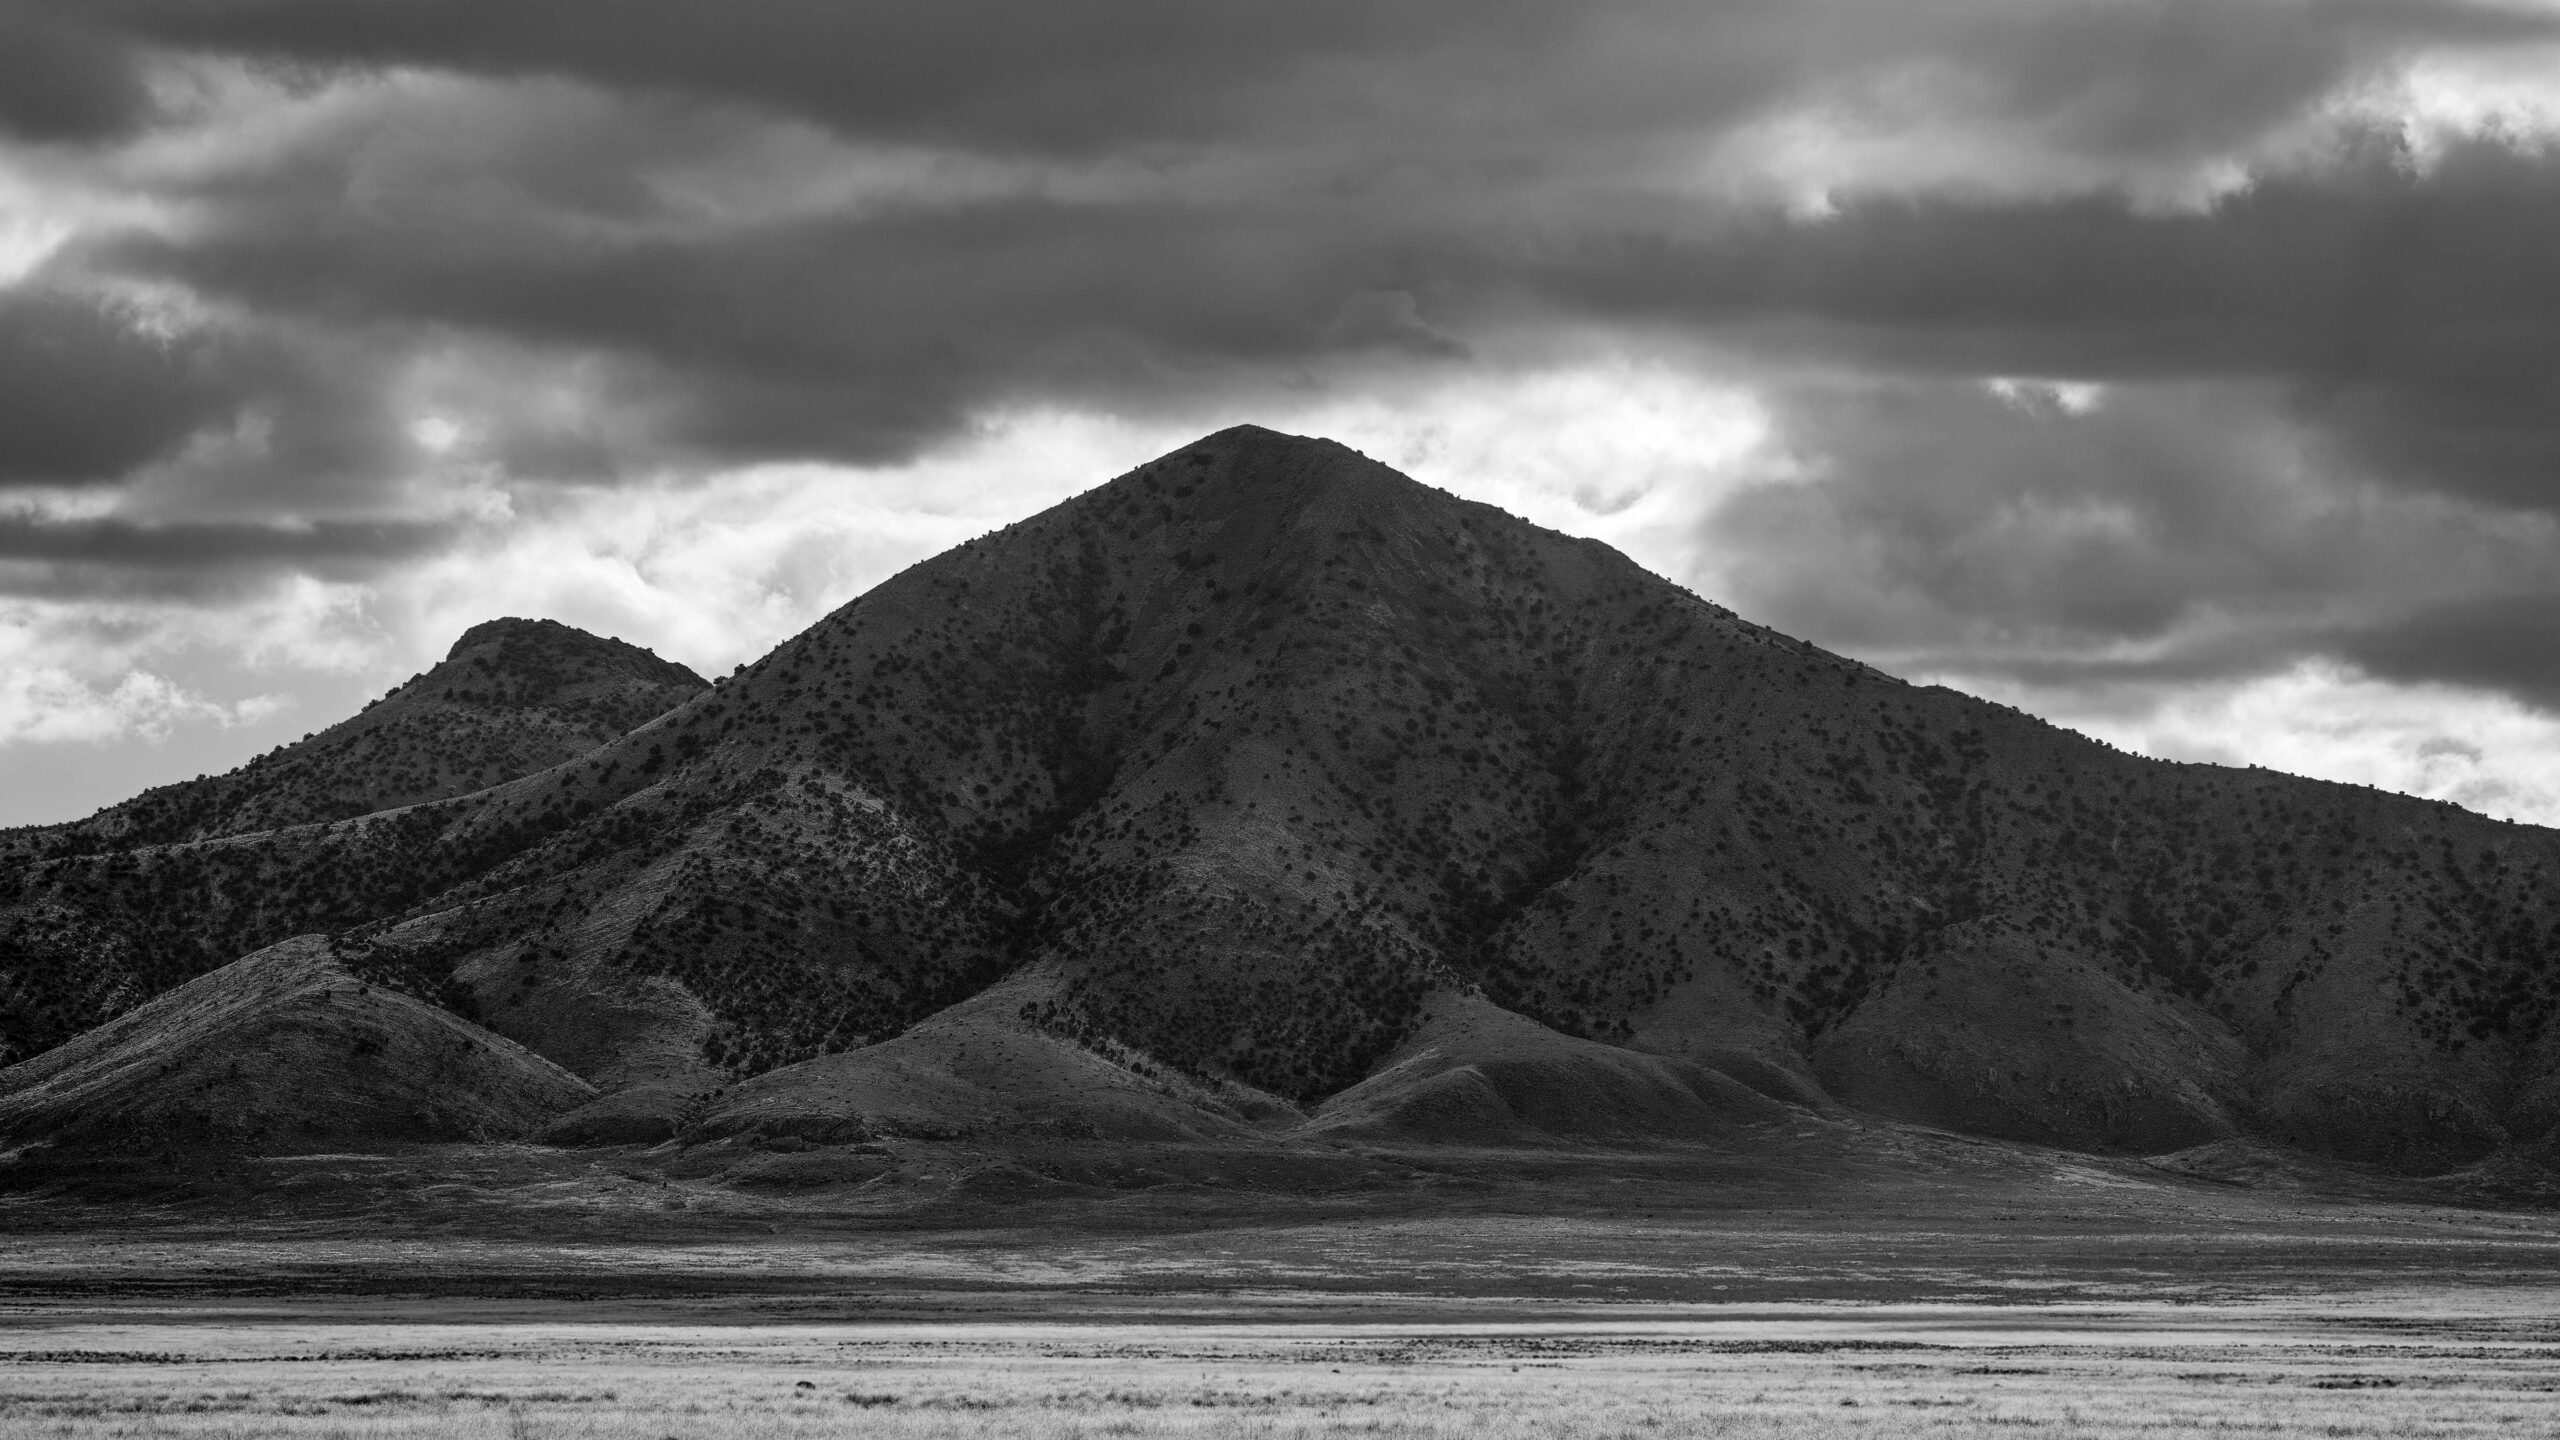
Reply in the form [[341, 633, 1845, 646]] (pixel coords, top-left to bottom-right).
[[3, 426, 2556, 1180], [0, 620, 705, 1062]]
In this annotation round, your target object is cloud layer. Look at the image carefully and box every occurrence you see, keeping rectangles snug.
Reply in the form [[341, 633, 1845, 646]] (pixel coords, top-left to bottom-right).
[[5, 0, 2560, 822]]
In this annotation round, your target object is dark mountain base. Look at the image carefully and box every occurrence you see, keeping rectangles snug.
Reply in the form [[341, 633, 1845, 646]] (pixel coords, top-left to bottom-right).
[[0, 937, 594, 1164], [4, 1105, 2553, 1234]]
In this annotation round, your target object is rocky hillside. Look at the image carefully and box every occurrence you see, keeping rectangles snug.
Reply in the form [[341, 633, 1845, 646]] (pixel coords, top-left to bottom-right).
[[3, 618, 705, 860], [2, 428, 2555, 1174], [0, 935, 592, 1157], [0, 620, 704, 1062]]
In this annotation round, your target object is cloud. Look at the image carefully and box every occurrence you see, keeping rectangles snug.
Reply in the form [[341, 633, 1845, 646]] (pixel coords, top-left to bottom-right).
[[34, 48, 2554, 521], [1322, 290, 1468, 358], [51, 0, 2560, 173], [0, 285, 238, 485], [0, 510, 458, 599], [1982, 660, 2560, 827], [41, 70, 1474, 472], [1525, 133, 2560, 509], [0, 576, 377, 821], [1703, 375, 2560, 703], [2338, 591, 2560, 711], [0, 661, 279, 745], [0, 4, 151, 144], [61, 0, 1572, 154], [10, 7, 2553, 509]]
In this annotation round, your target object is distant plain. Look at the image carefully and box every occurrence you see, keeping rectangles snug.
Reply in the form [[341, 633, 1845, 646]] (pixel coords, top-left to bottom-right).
[[8, 1138, 2560, 1439], [11, 1301, 2560, 1440]]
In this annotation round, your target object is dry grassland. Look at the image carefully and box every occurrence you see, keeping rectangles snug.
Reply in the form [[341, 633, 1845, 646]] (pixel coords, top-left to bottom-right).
[[7, 1301, 2560, 1440]]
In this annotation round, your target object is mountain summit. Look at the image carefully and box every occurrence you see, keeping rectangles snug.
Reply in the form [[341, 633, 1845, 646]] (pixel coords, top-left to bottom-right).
[[5, 617, 705, 859], [5, 427, 2558, 1177]]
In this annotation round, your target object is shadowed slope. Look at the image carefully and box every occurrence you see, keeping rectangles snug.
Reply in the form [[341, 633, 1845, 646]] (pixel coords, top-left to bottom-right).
[[0, 936, 592, 1156], [1307, 992, 1794, 1144], [687, 968, 1300, 1149]]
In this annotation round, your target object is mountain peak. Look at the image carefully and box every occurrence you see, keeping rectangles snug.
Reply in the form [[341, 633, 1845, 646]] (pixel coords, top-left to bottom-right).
[[1080, 426, 1429, 541], [1181, 422, 1325, 452], [444, 615, 585, 660], [431, 617, 706, 701], [1141, 424, 1390, 486], [0, 616, 706, 879]]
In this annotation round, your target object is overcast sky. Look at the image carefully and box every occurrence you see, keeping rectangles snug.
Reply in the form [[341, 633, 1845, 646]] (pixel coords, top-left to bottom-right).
[[4, 0, 2560, 826]]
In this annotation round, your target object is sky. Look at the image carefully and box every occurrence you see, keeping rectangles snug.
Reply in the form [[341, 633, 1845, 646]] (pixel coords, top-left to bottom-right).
[[4, 1, 2560, 827]]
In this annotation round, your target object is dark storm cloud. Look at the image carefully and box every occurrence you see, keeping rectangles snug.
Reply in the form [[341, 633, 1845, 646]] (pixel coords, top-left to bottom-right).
[[0, 511, 455, 600], [90, 106, 2560, 515], [89, 181, 1457, 468], [1712, 382, 2302, 656], [51, 0, 1576, 153], [0, 286, 239, 486], [2341, 595, 2560, 713], [0, 4, 152, 143], [1705, 377, 2551, 696], [1902, 0, 2559, 162], [0, 277, 431, 521], [1534, 134, 2560, 511], [48, 0, 2555, 159], [32, 0, 2560, 487]]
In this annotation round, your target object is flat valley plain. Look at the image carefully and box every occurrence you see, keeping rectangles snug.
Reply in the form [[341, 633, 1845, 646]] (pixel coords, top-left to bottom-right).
[[7, 1137, 2560, 1440]]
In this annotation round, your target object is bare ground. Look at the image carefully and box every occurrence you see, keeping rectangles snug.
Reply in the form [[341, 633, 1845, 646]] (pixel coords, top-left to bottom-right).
[[6, 1296, 2560, 1439], [6, 1130, 2560, 1436]]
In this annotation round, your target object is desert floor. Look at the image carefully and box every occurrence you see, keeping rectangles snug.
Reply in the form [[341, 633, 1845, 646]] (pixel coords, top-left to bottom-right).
[[6, 1136, 2560, 1437], [6, 1290, 2560, 1439]]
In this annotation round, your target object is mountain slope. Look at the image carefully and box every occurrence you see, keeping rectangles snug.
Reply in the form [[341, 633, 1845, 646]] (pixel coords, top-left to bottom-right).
[[1307, 992, 1794, 1144], [4, 427, 2557, 1175], [4, 618, 706, 859], [0, 935, 592, 1156], [0, 619, 705, 1062]]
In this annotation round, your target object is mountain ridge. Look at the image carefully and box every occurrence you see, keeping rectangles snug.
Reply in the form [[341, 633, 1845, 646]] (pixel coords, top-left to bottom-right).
[[0, 618, 707, 1061], [2, 426, 2556, 1181], [2, 616, 706, 860]]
